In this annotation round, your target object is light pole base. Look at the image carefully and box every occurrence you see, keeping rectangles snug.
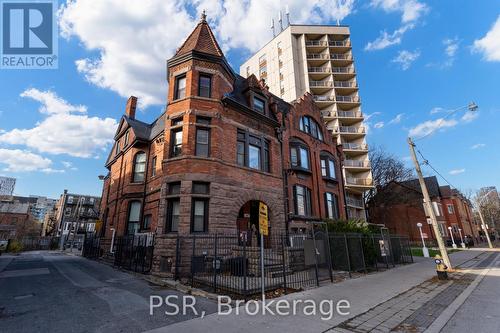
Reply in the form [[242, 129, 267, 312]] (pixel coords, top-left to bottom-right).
[[422, 247, 430, 258], [461, 243, 466, 249], [452, 243, 457, 249]]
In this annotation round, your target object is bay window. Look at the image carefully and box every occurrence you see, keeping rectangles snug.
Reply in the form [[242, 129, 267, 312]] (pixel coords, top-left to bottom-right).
[[294, 185, 312, 217]]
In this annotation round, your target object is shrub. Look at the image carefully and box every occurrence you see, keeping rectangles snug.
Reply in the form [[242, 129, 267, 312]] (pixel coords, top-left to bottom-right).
[[7, 240, 23, 253]]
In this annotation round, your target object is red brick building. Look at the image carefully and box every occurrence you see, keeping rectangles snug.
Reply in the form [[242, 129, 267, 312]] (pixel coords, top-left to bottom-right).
[[99, 15, 346, 272], [368, 177, 478, 244]]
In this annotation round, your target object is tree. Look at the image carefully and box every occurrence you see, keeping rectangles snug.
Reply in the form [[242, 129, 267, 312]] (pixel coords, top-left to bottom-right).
[[475, 188, 500, 234], [365, 145, 414, 204]]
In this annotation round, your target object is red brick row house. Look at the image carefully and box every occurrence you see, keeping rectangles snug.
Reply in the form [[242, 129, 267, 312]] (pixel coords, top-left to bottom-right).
[[99, 15, 346, 272]]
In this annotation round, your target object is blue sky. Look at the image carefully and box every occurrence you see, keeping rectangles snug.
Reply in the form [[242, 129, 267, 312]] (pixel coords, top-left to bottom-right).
[[0, 0, 499, 199]]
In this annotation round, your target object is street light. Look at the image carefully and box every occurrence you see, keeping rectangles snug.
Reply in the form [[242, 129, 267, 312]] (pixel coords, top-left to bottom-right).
[[448, 226, 457, 249], [417, 222, 429, 257], [475, 189, 494, 249], [458, 228, 466, 249]]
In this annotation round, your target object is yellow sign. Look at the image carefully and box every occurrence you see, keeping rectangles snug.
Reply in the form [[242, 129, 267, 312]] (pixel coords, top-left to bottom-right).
[[258, 202, 269, 236]]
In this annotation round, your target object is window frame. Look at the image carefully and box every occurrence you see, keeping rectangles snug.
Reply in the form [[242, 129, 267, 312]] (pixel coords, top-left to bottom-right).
[[174, 74, 187, 100], [447, 204, 454, 214], [198, 73, 212, 98], [325, 192, 339, 219], [290, 142, 310, 171], [165, 198, 180, 233], [142, 214, 152, 230], [320, 154, 337, 180], [132, 151, 147, 183], [127, 200, 142, 235], [151, 155, 157, 177], [191, 198, 209, 233], [195, 127, 210, 157], [293, 184, 312, 217], [236, 129, 270, 172], [299, 116, 324, 141], [171, 128, 183, 157], [253, 96, 266, 113]]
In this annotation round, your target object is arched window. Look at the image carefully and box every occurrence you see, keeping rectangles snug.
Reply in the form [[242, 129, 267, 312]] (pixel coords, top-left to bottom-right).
[[299, 116, 323, 141], [127, 201, 141, 235], [133, 152, 147, 182]]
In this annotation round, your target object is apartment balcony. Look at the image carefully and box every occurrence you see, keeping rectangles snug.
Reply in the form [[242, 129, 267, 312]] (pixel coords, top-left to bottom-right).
[[334, 80, 358, 94], [308, 67, 331, 80], [333, 110, 363, 125], [331, 66, 356, 80], [330, 53, 353, 66], [346, 177, 374, 188], [312, 95, 335, 108], [305, 40, 328, 50], [335, 126, 366, 138], [346, 196, 364, 208], [309, 80, 333, 93], [342, 142, 368, 152], [344, 159, 371, 171], [335, 94, 361, 108], [306, 53, 330, 65]]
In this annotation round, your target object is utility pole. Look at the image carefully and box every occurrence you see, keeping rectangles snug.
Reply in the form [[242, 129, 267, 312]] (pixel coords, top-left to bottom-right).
[[476, 200, 493, 249], [407, 137, 452, 269]]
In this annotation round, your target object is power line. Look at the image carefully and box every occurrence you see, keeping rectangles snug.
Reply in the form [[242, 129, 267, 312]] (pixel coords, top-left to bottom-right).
[[416, 148, 458, 190]]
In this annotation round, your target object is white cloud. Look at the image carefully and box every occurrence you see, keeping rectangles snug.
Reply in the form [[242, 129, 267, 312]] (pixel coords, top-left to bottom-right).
[[389, 113, 404, 124], [60, 0, 356, 107], [364, 24, 413, 51], [374, 121, 385, 129], [0, 89, 117, 158], [449, 168, 465, 175], [370, 0, 428, 23], [473, 15, 500, 62], [444, 38, 459, 58], [430, 107, 444, 114], [0, 149, 63, 173], [364, 111, 381, 121], [62, 161, 78, 171], [392, 49, 420, 70], [408, 118, 458, 137], [471, 143, 486, 150], [461, 111, 479, 122]]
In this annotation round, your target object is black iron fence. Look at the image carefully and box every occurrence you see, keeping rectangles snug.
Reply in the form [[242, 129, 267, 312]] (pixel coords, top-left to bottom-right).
[[83, 234, 154, 274], [154, 231, 413, 298], [15, 236, 60, 251]]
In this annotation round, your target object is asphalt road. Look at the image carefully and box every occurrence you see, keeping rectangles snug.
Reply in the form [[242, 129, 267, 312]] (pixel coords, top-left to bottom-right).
[[441, 252, 500, 333], [0, 251, 218, 333]]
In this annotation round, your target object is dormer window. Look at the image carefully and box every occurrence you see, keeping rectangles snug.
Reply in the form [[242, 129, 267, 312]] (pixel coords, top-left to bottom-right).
[[174, 75, 186, 100], [123, 131, 129, 147], [253, 96, 265, 113], [299, 116, 323, 141]]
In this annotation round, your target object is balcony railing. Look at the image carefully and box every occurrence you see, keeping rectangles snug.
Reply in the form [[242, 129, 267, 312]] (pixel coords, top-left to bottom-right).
[[306, 53, 329, 60], [346, 178, 373, 186], [328, 40, 350, 47], [346, 196, 364, 207], [334, 81, 357, 88], [313, 95, 335, 102], [308, 67, 331, 73], [335, 110, 363, 118], [336, 126, 365, 134], [306, 40, 328, 47], [309, 81, 333, 88], [342, 143, 368, 150], [335, 95, 360, 103], [344, 160, 371, 168], [332, 67, 355, 74], [330, 53, 351, 60]]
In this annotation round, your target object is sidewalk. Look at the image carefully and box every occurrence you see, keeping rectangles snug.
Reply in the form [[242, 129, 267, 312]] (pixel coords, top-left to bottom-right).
[[145, 249, 488, 333]]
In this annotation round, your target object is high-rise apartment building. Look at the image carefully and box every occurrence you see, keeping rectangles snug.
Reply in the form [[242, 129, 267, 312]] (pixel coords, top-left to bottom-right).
[[240, 24, 373, 220]]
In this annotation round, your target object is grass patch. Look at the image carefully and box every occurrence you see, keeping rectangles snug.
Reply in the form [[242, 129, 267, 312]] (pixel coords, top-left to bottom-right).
[[411, 247, 461, 257]]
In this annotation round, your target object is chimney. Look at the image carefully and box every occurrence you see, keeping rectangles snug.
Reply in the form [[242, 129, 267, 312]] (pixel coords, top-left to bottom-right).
[[125, 96, 137, 119]]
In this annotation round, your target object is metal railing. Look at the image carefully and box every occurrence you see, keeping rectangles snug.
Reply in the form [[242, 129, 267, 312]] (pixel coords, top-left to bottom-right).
[[328, 40, 350, 47], [313, 95, 335, 102], [330, 53, 351, 60], [336, 95, 360, 103], [306, 53, 329, 60], [308, 67, 331, 73], [335, 110, 362, 118], [332, 67, 355, 74], [344, 160, 371, 168], [305, 40, 328, 47], [334, 81, 356, 88], [342, 142, 368, 150], [336, 126, 365, 134], [346, 178, 373, 186], [309, 80, 333, 87], [346, 196, 364, 207]]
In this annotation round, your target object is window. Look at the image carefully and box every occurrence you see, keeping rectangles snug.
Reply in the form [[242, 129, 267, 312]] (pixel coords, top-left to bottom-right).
[[192, 182, 210, 194], [191, 199, 208, 232], [133, 152, 147, 182], [115, 140, 120, 155], [294, 185, 312, 216], [290, 144, 310, 170], [67, 196, 74, 204], [64, 207, 71, 216], [196, 116, 211, 125], [198, 74, 212, 98], [168, 182, 181, 195], [447, 204, 454, 214], [320, 155, 337, 179], [127, 201, 141, 235], [325, 193, 339, 219], [196, 128, 210, 157], [151, 156, 157, 177], [123, 131, 129, 147], [171, 129, 183, 157], [299, 116, 323, 141], [174, 75, 186, 100], [89, 197, 95, 204], [166, 199, 180, 232], [236, 130, 270, 172], [143, 214, 152, 230], [171, 117, 183, 127], [253, 96, 265, 113]]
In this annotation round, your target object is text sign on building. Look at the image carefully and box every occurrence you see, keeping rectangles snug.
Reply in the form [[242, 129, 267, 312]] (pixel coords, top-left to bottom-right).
[[259, 202, 269, 236], [1, 0, 58, 69]]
